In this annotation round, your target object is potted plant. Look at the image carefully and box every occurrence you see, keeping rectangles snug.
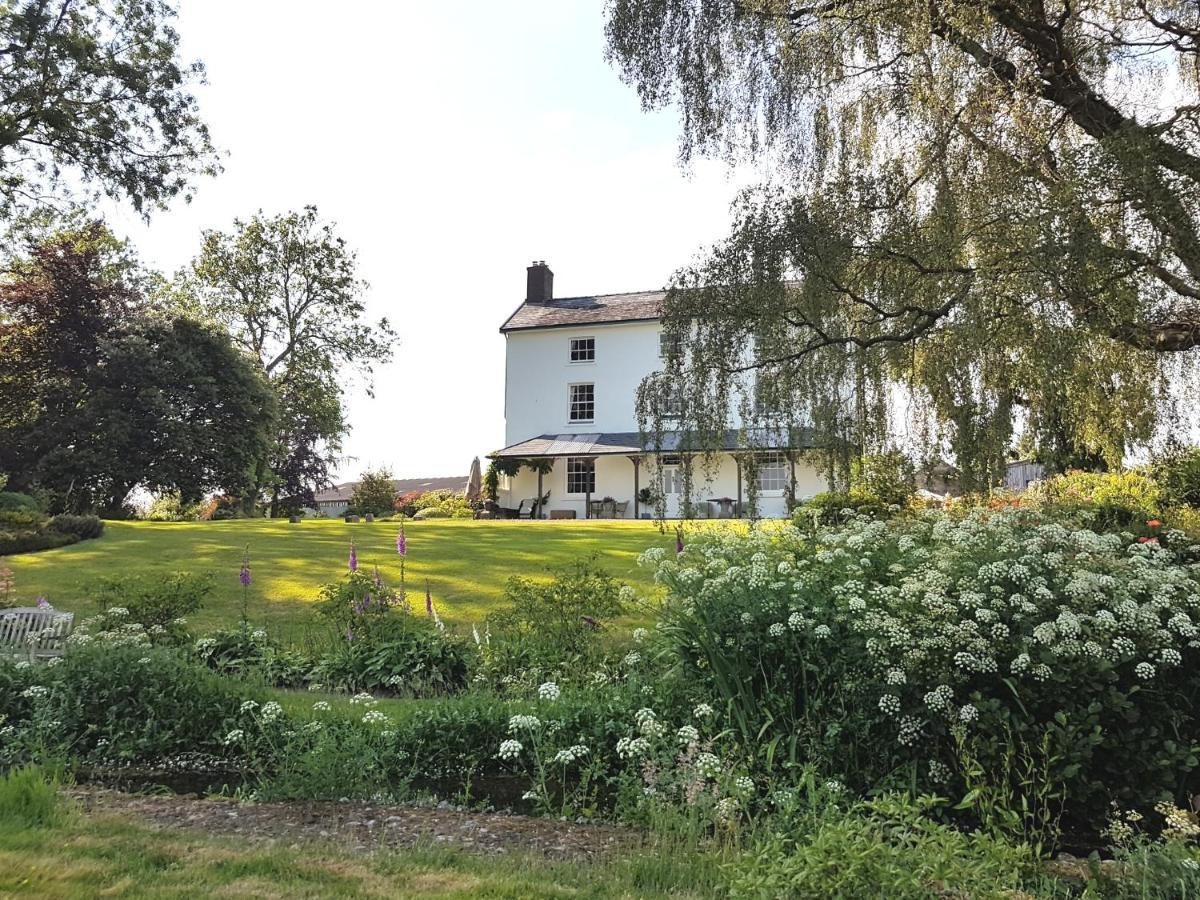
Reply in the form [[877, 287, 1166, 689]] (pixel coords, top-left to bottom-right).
[[637, 487, 654, 519]]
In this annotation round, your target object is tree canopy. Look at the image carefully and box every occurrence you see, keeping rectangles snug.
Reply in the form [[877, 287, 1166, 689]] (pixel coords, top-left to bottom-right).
[[0, 223, 275, 513], [176, 206, 396, 514], [0, 0, 217, 215], [606, 0, 1200, 488]]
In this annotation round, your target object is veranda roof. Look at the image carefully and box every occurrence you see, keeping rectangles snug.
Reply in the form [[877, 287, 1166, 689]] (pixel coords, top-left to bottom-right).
[[490, 429, 815, 459]]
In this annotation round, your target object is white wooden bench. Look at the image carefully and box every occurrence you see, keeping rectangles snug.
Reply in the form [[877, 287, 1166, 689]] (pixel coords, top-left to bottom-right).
[[0, 607, 74, 662]]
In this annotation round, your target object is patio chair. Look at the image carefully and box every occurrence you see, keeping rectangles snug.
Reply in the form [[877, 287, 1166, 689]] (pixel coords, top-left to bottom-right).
[[614, 500, 628, 518], [516, 498, 539, 519]]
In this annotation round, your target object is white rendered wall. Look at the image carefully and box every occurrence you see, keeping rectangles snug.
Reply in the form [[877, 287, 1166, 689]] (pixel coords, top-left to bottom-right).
[[503, 320, 664, 444]]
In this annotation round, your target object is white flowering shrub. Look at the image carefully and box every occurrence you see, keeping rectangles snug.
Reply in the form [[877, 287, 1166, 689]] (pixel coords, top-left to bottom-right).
[[644, 508, 1200, 829]]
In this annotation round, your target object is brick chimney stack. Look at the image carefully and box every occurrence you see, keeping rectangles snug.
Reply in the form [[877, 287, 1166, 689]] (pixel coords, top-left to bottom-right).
[[526, 260, 553, 304]]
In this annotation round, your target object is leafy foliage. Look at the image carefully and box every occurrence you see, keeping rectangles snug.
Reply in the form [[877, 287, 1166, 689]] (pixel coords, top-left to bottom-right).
[[176, 206, 396, 515], [0, 0, 217, 215], [607, 0, 1200, 485], [348, 468, 398, 517], [0, 223, 276, 513], [483, 559, 627, 684]]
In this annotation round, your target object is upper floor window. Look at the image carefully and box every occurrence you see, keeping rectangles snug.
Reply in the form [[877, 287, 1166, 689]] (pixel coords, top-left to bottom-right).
[[660, 382, 683, 418], [568, 383, 594, 423], [757, 452, 788, 493], [569, 337, 595, 363], [659, 331, 682, 359], [566, 457, 595, 494]]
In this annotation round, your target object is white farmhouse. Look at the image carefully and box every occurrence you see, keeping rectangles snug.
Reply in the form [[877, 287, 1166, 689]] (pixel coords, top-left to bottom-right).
[[492, 262, 830, 519]]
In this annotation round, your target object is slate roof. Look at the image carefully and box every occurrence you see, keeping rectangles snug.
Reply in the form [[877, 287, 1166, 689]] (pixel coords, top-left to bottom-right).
[[499, 289, 666, 332], [312, 475, 470, 505], [491, 429, 815, 458]]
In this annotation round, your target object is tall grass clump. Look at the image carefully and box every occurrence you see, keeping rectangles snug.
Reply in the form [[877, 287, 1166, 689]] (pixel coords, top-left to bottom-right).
[[0, 765, 67, 828]]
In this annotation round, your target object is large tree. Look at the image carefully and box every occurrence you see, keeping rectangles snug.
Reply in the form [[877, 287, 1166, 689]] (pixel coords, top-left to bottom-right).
[[0, 0, 216, 215], [606, 0, 1200, 488], [0, 223, 274, 513], [177, 206, 396, 514]]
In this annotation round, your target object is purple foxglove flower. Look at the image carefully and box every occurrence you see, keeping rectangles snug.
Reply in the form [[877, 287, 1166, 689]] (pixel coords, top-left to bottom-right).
[[373, 566, 383, 588], [349, 542, 358, 573], [396, 525, 406, 557], [36, 596, 50, 610], [675, 530, 684, 556], [345, 627, 354, 642], [425, 580, 433, 618], [239, 561, 252, 587]]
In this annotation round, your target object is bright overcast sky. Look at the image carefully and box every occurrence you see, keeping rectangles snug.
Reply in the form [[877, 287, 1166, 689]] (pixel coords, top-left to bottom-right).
[[101, 1, 757, 482]]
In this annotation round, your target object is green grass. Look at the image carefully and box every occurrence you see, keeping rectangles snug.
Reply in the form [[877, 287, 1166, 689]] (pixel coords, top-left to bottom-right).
[[3, 519, 675, 636], [0, 814, 722, 898]]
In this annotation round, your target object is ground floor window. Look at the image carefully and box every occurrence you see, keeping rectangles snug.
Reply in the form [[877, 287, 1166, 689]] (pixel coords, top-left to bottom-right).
[[566, 457, 595, 494], [661, 454, 683, 494], [757, 452, 788, 492]]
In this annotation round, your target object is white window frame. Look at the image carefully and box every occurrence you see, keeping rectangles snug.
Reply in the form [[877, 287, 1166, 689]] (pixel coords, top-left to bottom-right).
[[566, 457, 596, 495], [569, 336, 595, 363], [661, 455, 683, 494], [756, 452, 788, 493], [659, 331, 682, 359], [568, 382, 595, 423], [660, 382, 682, 418]]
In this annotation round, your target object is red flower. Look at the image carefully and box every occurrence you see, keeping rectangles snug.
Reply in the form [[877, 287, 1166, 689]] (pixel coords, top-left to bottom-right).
[[1146, 519, 1162, 528], [1137, 536, 1159, 544]]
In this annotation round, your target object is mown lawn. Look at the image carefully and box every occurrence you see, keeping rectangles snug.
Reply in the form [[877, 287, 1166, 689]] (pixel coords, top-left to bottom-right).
[[0, 815, 718, 899], [3, 519, 676, 636]]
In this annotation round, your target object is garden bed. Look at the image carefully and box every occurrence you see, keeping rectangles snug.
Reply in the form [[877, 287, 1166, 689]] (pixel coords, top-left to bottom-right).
[[66, 786, 639, 861]]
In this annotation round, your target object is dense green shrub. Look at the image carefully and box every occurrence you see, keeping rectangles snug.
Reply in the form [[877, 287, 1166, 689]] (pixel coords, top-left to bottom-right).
[[411, 489, 473, 519], [91, 572, 210, 644], [644, 509, 1200, 838], [1152, 446, 1200, 509], [0, 510, 44, 530], [412, 506, 449, 519], [850, 451, 917, 508], [1029, 469, 1164, 528], [0, 529, 77, 555], [0, 492, 40, 513], [194, 626, 311, 687], [312, 616, 470, 695], [311, 570, 470, 696], [1, 645, 255, 762], [47, 514, 104, 540], [482, 559, 627, 686]]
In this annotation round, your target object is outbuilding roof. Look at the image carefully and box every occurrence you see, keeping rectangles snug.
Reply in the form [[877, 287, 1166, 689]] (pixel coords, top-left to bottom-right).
[[312, 475, 470, 505], [499, 289, 666, 332]]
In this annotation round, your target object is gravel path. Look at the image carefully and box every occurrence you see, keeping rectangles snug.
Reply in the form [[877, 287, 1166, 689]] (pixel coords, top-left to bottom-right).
[[67, 787, 640, 861]]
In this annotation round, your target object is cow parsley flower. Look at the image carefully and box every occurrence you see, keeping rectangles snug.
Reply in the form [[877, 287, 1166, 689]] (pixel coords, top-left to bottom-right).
[[508, 714, 541, 732], [312, 701, 331, 713], [677, 725, 699, 746], [498, 739, 523, 760], [260, 701, 283, 723], [878, 694, 902, 717], [695, 752, 721, 778], [959, 704, 979, 723], [1136, 661, 1156, 680], [693, 703, 714, 720], [222, 729, 244, 745], [537, 682, 561, 701], [768, 622, 785, 637]]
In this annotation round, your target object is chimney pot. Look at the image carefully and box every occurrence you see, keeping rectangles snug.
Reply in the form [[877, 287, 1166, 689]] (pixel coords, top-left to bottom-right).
[[526, 260, 553, 304]]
